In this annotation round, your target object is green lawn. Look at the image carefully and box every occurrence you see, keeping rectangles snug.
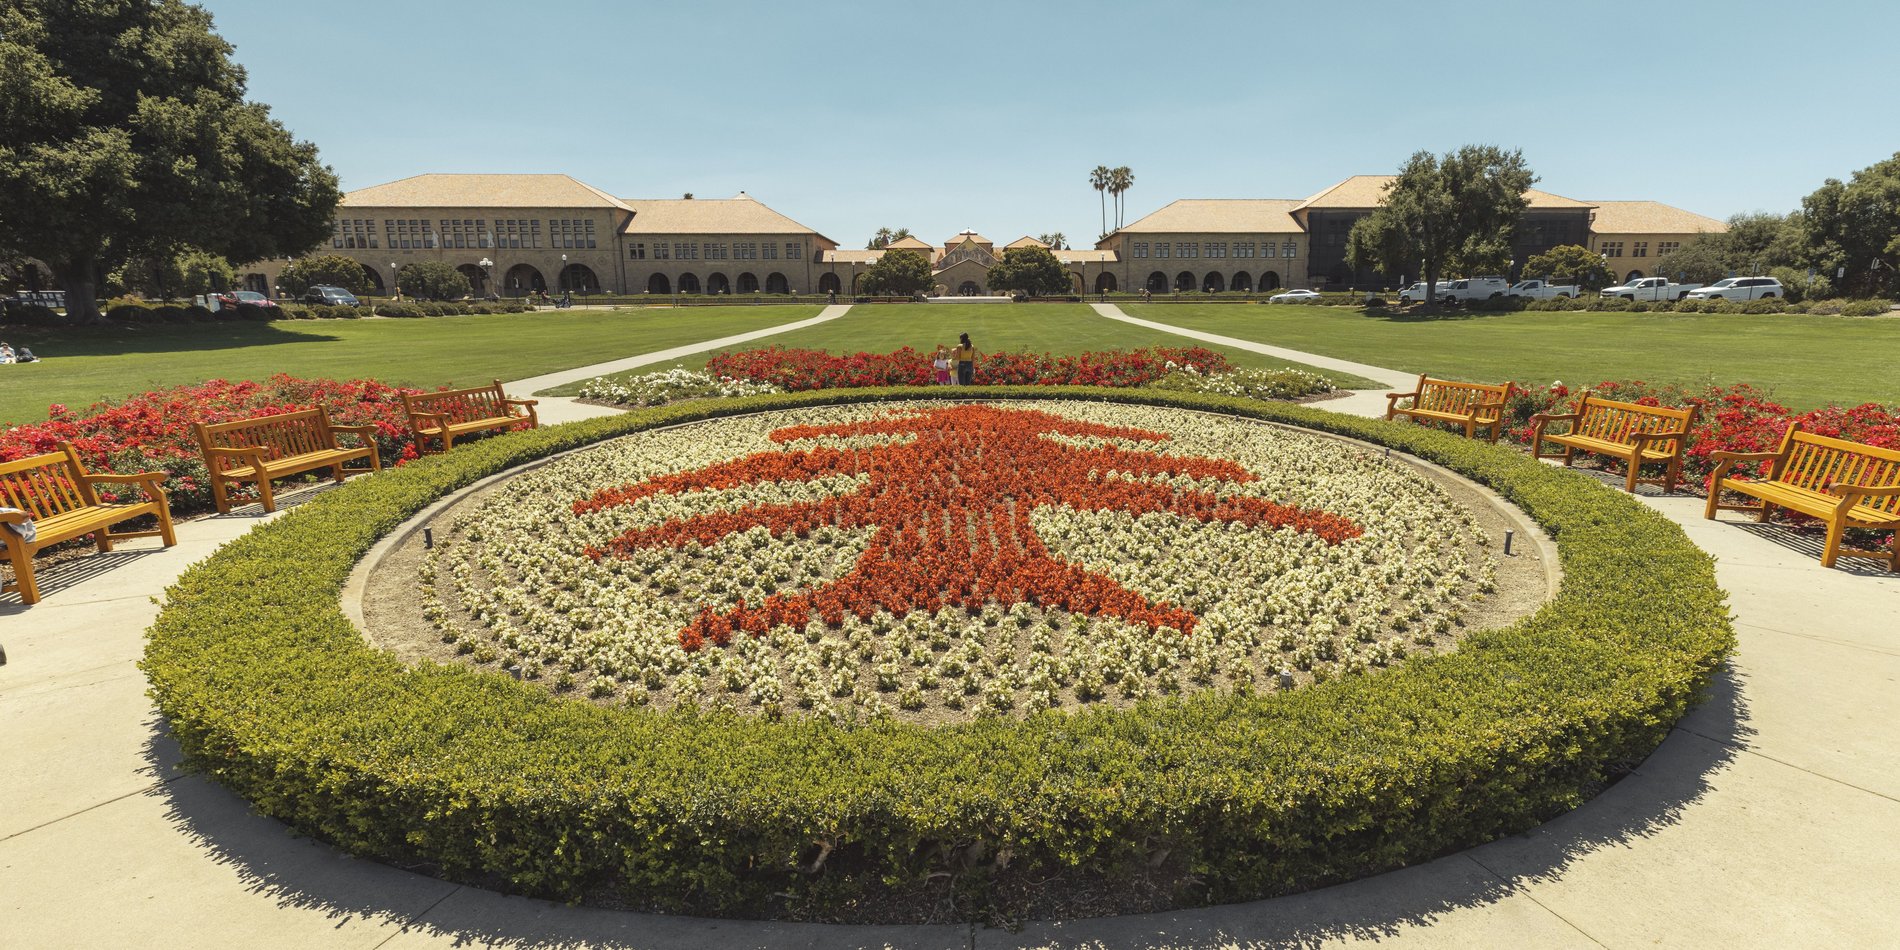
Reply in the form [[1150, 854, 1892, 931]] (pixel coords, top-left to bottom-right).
[[0, 306, 821, 425], [1125, 304, 1900, 410], [545, 304, 1382, 394]]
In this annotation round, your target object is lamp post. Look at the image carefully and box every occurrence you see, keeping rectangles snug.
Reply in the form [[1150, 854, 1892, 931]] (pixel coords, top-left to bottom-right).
[[478, 257, 493, 298], [561, 253, 568, 293], [390, 262, 398, 300]]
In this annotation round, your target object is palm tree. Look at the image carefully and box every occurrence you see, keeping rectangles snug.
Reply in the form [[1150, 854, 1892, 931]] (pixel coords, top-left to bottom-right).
[[1089, 165, 1112, 238], [1109, 167, 1134, 228]]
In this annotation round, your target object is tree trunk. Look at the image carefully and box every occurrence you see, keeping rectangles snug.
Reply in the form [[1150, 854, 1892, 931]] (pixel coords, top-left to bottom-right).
[[55, 257, 105, 323], [1422, 262, 1440, 314], [1099, 190, 1107, 238]]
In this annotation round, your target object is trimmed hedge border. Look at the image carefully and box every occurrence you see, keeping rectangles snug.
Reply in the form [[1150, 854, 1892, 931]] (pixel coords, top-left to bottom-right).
[[142, 387, 1732, 918]]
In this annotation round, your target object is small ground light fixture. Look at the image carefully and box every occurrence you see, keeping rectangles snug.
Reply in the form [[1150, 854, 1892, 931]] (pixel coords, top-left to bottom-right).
[[1504, 529, 1515, 556]]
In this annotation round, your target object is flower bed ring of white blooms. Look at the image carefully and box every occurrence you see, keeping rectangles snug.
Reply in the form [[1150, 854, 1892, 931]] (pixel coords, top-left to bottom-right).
[[356, 399, 1545, 725]]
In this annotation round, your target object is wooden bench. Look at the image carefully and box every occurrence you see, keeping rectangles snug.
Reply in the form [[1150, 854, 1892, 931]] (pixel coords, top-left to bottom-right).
[[1530, 392, 1698, 493], [2, 442, 176, 605], [1385, 374, 1518, 442], [401, 380, 537, 455], [1704, 424, 1900, 571], [194, 407, 381, 514]]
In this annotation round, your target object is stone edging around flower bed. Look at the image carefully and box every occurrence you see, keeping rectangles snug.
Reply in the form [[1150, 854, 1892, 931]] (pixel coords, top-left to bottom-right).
[[340, 399, 1563, 651], [143, 386, 1732, 923]]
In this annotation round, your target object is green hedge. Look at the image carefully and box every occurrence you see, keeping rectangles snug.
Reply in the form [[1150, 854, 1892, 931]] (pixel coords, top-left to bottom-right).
[[142, 387, 1732, 918]]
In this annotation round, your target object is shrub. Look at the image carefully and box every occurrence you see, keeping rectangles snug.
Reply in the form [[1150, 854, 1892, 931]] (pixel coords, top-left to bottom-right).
[[1843, 299, 1893, 316], [235, 302, 281, 321], [142, 387, 1732, 921], [1145, 367, 1335, 401], [396, 260, 473, 301], [0, 302, 62, 325], [376, 302, 426, 318], [183, 304, 217, 322], [1740, 298, 1786, 314], [106, 301, 157, 322]]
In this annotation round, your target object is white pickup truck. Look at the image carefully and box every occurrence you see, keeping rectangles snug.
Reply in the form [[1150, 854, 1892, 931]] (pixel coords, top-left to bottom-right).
[[1601, 276, 1701, 301], [1505, 279, 1577, 299], [1439, 277, 1510, 303]]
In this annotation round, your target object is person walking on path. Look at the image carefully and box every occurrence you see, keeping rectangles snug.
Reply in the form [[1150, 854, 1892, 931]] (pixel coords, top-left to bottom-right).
[[951, 333, 979, 386]]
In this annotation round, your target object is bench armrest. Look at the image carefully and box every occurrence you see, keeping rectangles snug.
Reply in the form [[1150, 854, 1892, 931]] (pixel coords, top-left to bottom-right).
[[504, 398, 538, 408], [1708, 450, 1779, 464], [1830, 484, 1900, 499], [329, 423, 379, 446], [205, 446, 265, 458], [1529, 411, 1579, 424], [1384, 390, 1419, 404], [0, 509, 29, 525], [81, 470, 170, 486]]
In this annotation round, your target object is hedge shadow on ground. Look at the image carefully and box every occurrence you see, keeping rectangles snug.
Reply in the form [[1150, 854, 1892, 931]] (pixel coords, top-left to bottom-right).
[[0, 319, 341, 358], [132, 672, 1747, 948]]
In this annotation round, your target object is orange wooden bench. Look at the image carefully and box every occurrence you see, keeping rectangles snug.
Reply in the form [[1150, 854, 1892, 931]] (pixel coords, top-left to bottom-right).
[[401, 380, 537, 455], [1704, 424, 1900, 571], [1530, 392, 1698, 493], [194, 407, 381, 514], [2, 442, 176, 605], [1384, 374, 1517, 442]]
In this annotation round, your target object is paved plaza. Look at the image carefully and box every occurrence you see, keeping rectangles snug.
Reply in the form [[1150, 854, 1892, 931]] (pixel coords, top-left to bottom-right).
[[3, 306, 1896, 949]]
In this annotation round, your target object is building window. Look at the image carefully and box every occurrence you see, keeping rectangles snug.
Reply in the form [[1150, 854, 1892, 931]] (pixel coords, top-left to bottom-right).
[[1132, 242, 1148, 258], [1206, 242, 1227, 259], [1282, 242, 1297, 258], [674, 242, 698, 260], [1600, 241, 1624, 258], [785, 241, 803, 260], [762, 242, 779, 260], [1176, 242, 1197, 258], [1658, 241, 1680, 256], [1233, 242, 1254, 259], [1632, 241, 1649, 258], [1156, 243, 1170, 259], [708, 243, 728, 260], [652, 242, 670, 260], [628, 243, 646, 260]]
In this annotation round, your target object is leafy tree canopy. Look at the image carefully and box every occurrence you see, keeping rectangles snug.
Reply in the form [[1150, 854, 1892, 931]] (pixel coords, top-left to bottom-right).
[[1524, 244, 1616, 290], [1652, 239, 1731, 285], [866, 227, 914, 250], [986, 246, 1072, 298], [281, 255, 369, 296], [1794, 152, 1900, 298], [1037, 232, 1069, 250], [860, 250, 933, 297], [0, 0, 340, 320], [110, 247, 236, 299], [398, 261, 473, 300], [1345, 146, 1535, 307]]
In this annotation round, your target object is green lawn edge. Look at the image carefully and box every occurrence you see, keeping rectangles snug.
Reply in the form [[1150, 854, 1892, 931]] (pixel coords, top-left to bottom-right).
[[142, 387, 1733, 917]]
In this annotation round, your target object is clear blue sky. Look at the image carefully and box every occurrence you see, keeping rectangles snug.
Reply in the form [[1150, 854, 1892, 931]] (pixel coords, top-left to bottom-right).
[[206, 0, 1900, 248]]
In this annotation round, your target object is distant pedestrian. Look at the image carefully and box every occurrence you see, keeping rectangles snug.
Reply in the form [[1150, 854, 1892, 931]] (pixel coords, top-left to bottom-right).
[[951, 333, 979, 386]]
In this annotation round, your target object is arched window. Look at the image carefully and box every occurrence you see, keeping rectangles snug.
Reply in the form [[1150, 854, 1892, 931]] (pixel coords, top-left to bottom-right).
[[1174, 271, 1195, 292], [503, 264, 544, 295], [677, 272, 702, 294], [818, 272, 841, 295], [736, 272, 759, 293], [559, 263, 599, 293], [1146, 271, 1168, 293], [1261, 270, 1281, 291], [1094, 272, 1118, 293], [706, 272, 730, 295], [1202, 272, 1225, 293], [765, 272, 789, 294], [1230, 272, 1253, 294], [647, 273, 671, 295]]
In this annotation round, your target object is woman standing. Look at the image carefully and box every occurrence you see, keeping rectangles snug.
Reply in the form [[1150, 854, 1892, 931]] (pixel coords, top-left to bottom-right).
[[951, 333, 979, 386]]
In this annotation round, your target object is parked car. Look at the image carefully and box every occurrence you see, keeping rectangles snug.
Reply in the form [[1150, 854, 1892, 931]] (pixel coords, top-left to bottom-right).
[[1505, 279, 1578, 299], [213, 290, 279, 310], [301, 285, 360, 306], [1600, 276, 1702, 301], [1439, 277, 1510, 303], [1398, 281, 1450, 303], [1684, 277, 1782, 301], [1268, 289, 1322, 303]]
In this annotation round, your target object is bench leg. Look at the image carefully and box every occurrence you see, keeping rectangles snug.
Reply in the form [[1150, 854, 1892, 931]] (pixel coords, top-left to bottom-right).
[[255, 478, 277, 514], [1821, 519, 1847, 569], [1758, 502, 1776, 524], [1624, 461, 1640, 493], [95, 529, 114, 554], [1663, 457, 1681, 494], [157, 504, 177, 547], [6, 543, 39, 605], [211, 475, 232, 515], [333, 462, 348, 484]]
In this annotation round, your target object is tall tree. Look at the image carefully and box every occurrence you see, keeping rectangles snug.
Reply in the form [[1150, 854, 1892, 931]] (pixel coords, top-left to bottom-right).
[[1794, 152, 1900, 298], [1109, 166, 1135, 228], [0, 0, 340, 322], [280, 254, 369, 296], [1037, 232, 1068, 250], [866, 227, 914, 250], [1089, 165, 1112, 238], [860, 250, 933, 296], [398, 261, 473, 301], [1345, 146, 1535, 308], [986, 246, 1072, 298]]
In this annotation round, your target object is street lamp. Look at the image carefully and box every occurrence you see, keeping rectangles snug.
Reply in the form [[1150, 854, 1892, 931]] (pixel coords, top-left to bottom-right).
[[479, 257, 493, 297], [561, 253, 568, 293], [389, 262, 398, 299]]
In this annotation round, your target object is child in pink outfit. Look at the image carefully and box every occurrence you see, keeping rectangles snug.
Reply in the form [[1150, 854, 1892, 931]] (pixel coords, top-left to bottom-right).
[[932, 345, 954, 385]]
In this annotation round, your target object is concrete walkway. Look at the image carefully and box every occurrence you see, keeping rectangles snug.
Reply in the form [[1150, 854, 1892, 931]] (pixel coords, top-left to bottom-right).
[[1092, 303, 1415, 417], [507, 304, 854, 426], [3, 316, 1898, 948]]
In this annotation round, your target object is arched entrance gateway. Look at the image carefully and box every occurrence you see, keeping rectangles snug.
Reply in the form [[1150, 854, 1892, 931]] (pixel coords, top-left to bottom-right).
[[1261, 270, 1282, 291], [503, 263, 545, 296], [1230, 271, 1253, 294], [559, 263, 599, 294], [1094, 272, 1117, 294], [706, 272, 731, 295], [958, 281, 981, 296], [647, 273, 671, 295], [1174, 271, 1195, 293], [1202, 272, 1225, 293], [736, 272, 759, 294], [359, 264, 385, 295], [456, 264, 487, 296], [818, 273, 841, 295], [1146, 271, 1168, 293], [765, 272, 789, 294], [677, 272, 702, 294]]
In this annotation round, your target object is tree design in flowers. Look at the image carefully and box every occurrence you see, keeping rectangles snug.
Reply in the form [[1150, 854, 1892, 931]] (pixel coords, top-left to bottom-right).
[[575, 405, 1364, 650]]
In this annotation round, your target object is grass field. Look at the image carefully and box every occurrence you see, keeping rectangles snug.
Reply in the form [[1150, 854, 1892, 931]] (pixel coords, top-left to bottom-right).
[[1126, 304, 1900, 410], [544, 304, 1383, 394], [0, 306, 821, 425]]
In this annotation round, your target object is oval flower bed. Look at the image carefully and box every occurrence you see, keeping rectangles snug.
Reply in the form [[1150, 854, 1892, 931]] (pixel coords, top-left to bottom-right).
[[398, 401, 1505, 722], [143, 386, 1732, 922]]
